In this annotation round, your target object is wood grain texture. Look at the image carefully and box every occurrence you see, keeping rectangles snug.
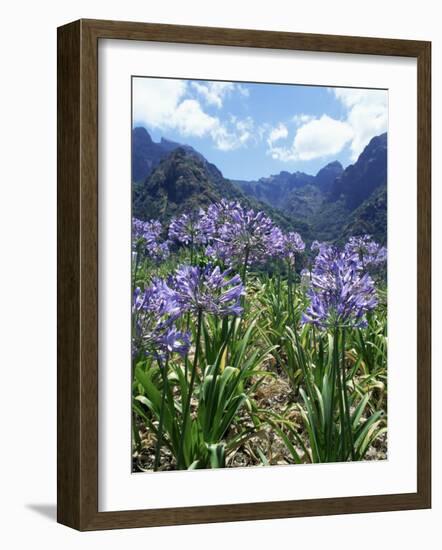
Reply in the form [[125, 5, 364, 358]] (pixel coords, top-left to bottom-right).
[[82, 18, 428, 56], [57, 20, 81, 529], [416, 41, 431, 506], [57, 19, 431, 531]]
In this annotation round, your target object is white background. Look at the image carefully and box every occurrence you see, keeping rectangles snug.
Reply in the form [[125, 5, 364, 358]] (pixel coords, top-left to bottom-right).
[[0, 0, 440, 548], [100, 41, 417, 511]]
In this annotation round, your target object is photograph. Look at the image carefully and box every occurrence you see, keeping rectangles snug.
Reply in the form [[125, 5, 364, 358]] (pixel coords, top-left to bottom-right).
[[130, 77, 388, 472]]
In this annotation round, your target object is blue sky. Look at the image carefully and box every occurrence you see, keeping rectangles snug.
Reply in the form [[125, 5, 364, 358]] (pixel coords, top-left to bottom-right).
[[132, 77, 387, 181]]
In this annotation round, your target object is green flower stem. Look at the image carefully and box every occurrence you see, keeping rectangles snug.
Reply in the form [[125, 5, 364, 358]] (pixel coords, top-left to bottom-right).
[[334, 328, 347, 460], [177, 308, 203, 469], [184, 310, 191, 380], [242, 246, 250, 288], [183, 236, 194, 380], [154, 356, 169, 471], [287, 261, 296, 325], [190, 236, 194, 266], [183, 353, 190, 381], [240, 247, 250, 330], [326, 330, 338, 461], [341, 328, 356, 460], [277, 262, 282, 312]]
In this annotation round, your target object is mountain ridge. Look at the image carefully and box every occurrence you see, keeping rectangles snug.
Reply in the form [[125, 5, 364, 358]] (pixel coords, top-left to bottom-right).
[[132, 127, 387, 243], [133, 146, 307, 234], [235, 133, 387, 243]]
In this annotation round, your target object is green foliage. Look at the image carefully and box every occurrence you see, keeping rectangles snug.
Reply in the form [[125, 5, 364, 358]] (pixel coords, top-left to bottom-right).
[[130, 131, 388, 470], [132, 250, 387, 470], [342, 186, 387, 245], [133, 309, 274, 470]]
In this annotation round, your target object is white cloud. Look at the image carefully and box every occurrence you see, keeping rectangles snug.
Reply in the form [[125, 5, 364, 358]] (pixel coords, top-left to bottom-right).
[[332, 88, 388, 160], [191, 81, 233, 108], [132, 78, 187, 128], [133, 78, 256, 152], [191, 81, 249, 108], [133, 79, 218, 138], [267, 88, 387, 163], [211, 127, 237, 151], [267, 145, 296, 162], [190, 81, 238, 108], [268, 115, 353, 161], [171, 99, 219, 137], [293, 115, 354, 160], [235, 117, 254, 144], [212, 116, 255, 151], [267, 123, 288, 145], [292, 114, 314, 126], [333, 88, 383, 108]]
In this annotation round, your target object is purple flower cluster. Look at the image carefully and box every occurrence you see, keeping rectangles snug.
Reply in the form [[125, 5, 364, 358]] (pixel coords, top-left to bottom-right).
[[280, 232, 306, 265], [303, 243, 378, 329], [132, 205, 383, 336], [344, 235, 387, 267], [157, 202, 307, 271], [132, 217, 169, 261], [132, 279, 190, 359], [134, 260, 245, 335], [169, 209, 215, 246], [205, 199, 242, 228], [173, 264, 245, 317], [206, 202, 283, 267], [311, 240, 323, 252]]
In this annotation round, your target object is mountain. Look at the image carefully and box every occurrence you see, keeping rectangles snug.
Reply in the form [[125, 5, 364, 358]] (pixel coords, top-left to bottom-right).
[[131, 126, 387, 244], [314, 133, 387, 241], [133, 147, 307, 234], [133, 147, 241, 219], [234, 171, 315, 211], [329, 133, 387, 210], [342, 185, 387, 244], [132, 127, 205, 182], [132, 127, 170, 182], [234, 161, 342, 209], [284, 184, 325, 220], [236, 134, 387, 242], [315, 161, 344, 193]]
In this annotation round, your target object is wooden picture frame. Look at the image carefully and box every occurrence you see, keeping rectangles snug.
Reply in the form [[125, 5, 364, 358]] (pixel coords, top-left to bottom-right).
[[57, 18, 431, 531]]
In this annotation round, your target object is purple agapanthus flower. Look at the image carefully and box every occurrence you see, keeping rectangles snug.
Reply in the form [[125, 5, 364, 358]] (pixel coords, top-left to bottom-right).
[[344, 235, 387, 267], [156, 325, 192, 356], [302, 244, 378, 329], [206, 200, 244, 227], [132, 217, 169, 261], [132, 279, 190, 359], [280, 232, 305, 265], [133, 278, 182, 319], [168, 209, 215, 246], [311, 240, 331, 254], [206, 204, 282, 267], [132, 217, 162, 243], [311, 240, 321, 251], [205, 200, 243, 259], [373, 245, 388, 265], [172, 264, 244, 317]]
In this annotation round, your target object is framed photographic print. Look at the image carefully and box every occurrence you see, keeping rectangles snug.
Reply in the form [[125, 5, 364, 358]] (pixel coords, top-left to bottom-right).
[[57, 19, 431, 530]]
